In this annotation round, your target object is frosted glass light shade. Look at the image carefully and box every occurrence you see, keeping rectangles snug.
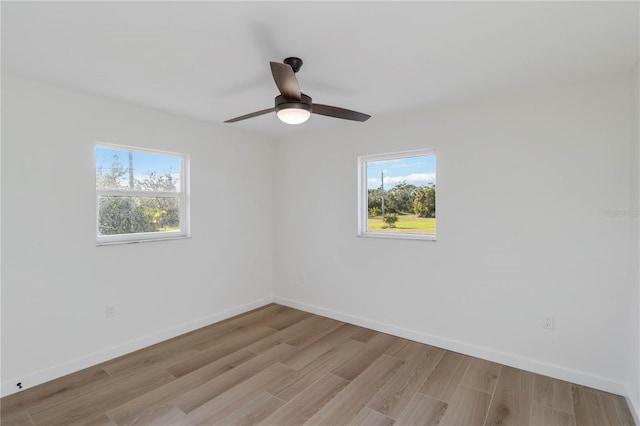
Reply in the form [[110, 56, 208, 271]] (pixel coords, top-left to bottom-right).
[[277, 108, 311, 125]]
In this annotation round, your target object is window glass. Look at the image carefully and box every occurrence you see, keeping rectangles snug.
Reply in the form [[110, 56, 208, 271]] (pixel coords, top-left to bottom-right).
[[95, 145, 189, 244], [359, 149, 436, 240]]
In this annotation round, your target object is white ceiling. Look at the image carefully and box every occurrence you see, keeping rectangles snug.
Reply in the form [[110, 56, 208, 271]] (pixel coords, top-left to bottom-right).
[[2, 1, 638, 136]]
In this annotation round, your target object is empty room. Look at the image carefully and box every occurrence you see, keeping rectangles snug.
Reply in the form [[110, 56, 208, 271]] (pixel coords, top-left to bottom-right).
[[1, 1, 639, 425]]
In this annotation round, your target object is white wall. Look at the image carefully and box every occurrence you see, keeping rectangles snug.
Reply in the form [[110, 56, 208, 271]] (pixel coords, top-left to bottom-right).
[[273, 72, 634, 394], [627, 62, 640, 419], [1, 74, 274, 395]]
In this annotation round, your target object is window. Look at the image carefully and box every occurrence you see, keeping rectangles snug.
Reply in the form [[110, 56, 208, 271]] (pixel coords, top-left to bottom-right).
[[95, 144, 190, 245], [358, 149, 436, 240]]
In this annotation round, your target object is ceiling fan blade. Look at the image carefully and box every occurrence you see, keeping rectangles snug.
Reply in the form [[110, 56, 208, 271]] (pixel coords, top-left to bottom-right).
[[312, 104, 371, 122], [270, 62, 301, 101], [224, 107, 275, 123]]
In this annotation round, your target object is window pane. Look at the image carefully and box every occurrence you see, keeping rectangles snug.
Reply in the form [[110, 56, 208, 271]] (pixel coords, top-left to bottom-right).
[[96, 148, 181, 191], [98, 196, 181, 235], [366, 154, 436, 235]]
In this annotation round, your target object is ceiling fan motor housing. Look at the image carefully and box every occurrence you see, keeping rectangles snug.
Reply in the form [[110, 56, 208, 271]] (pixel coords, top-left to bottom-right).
[[275, 94, 313, 113], [283, 57, 303, 73]]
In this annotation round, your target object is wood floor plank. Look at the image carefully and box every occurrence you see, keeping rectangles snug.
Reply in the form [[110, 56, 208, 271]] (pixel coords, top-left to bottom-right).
[[0, 409, 35, 426], [612, 394, 636, 426], [350, 327, 378, 343], [394, 392, 448, 426], [103, 325, 231, 376], [191, 322, 276, 353], [263, 308, 313, 330], [282, 323, 360, 370], [217, 304, 290, 331], [460, 357, 502, 394], [261, 373, 349, 425], [485, 366, 535, 426], [171, 343, 297, 414], [391, 340, 438, 362], [69, 412, 117, 426], [331, 332, 399, 381], [306, 355, 404, 425], [244, 316, 339, 354], [532, 373, 573, 414], [530, 402, 576, 426], [599, 390, 630, 426], [102, 320, 233, 377], [106, 348, 257, 425], [217, 392, 285, 426], [29, 368, 175, 425], [267, 339, 365, 402], [168, 325, 277, 377], [438, 385, 492, 426], [572, 384, 625, 426], [384, 339, 411, 359], [367, 342, 445, 418], [283, 317, 343, 348], [108, 349, 201, 379], [184, 363, 293, 425], [350, 407, 396, 426], [419, 351, 472, 403], [572, 384, 608, 426], [0, 366, 111, 415], [109, 404, 187, 426]]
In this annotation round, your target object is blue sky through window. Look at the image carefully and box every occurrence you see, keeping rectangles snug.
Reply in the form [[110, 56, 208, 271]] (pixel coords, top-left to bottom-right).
[[366, 155, 436, 190], [96, 147, 181, 187]]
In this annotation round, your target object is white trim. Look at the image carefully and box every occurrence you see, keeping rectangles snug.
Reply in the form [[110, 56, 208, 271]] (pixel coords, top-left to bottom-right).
[[96, 235, 191, 246], [97, 189, 180, 197], [181, 153, 191, 238], [0, 296, 273, 398], [95, 142, 187, 159], [273, 296, 629, 397], [96, 229, 187, 246], [357, 148, 437, 240], [359, 148, 437, 163], [357, 232, 436, 242]]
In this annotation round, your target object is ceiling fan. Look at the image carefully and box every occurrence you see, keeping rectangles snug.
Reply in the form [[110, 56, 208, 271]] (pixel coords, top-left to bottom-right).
[[224, 57, 371, 125]]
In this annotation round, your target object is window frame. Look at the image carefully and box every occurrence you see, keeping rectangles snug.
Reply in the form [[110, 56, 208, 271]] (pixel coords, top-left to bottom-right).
[[357, 148, 436, 241], [95, 143, 190, 245]]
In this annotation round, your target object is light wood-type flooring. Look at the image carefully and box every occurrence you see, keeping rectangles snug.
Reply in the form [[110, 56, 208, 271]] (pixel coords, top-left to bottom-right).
[[1, 304, 635, 425]]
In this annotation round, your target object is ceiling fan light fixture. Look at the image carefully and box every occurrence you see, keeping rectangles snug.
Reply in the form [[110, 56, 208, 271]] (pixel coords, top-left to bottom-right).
[[277, 107, 311, 125], [275, 94, 313, 125]]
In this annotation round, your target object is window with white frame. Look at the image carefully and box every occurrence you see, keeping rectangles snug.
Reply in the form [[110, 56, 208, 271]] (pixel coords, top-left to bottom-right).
[[95, 144, 190, 245], [358, 149, 436, 240]]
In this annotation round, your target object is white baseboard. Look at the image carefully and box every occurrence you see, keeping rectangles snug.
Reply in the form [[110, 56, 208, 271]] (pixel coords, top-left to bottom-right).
[[274, 296, 628, 397], [1, 296, 273, 398]]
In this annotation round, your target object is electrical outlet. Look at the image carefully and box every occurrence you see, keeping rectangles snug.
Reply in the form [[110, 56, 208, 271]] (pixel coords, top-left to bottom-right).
[[105, 305, 116, 319], [543, 315, 554, 330]]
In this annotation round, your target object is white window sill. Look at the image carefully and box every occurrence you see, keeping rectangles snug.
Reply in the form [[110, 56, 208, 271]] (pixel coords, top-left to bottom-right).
[[96, 235, 190, 246], [357, 232, 436, 241]]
